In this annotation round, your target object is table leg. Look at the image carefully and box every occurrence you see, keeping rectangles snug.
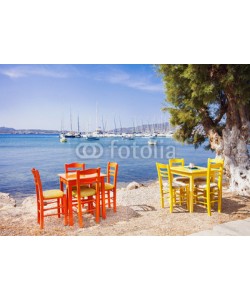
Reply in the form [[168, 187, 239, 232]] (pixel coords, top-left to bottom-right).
[[189, 176, 194, 213], [60, 179, 68, 226], [68, 183, 74, 226], [101, 177, 106, 219]]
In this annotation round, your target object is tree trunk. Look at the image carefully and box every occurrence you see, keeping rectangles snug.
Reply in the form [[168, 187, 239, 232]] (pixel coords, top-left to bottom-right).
[[221, 99, 250, 196]]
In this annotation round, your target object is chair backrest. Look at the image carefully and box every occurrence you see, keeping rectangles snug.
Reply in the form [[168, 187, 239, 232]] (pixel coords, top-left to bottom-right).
[[107, 162, 118, 187], [207, 158, 224, 190], [65, 162, 85, 174], [31, 168, 43, 200], [156, 162, 172, 189], [169, 158, 185, 167], [76, 168, 101, 192]]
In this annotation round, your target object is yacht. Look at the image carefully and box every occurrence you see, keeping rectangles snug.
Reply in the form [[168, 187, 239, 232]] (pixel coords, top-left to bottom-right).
[[86, 134, 100, 141], [65, 131, 76, 138], [122, 134, 135, 140], [148, 138, 157, 146]]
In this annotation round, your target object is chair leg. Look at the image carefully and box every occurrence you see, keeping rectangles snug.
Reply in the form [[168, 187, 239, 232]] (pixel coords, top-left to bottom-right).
[[169, 189, 174, 213], [37, 200, 41, 225], [63, 195, 68, 226], [77, 198, 84, 228], [160, 191, 164, 208], [206, 191, 211, 216], [218, 188, 222, 213], [40, 203, 44, 230], [113, 189, 117, 212], [57, 198, 61, 218], [107, 191, 111, 208]]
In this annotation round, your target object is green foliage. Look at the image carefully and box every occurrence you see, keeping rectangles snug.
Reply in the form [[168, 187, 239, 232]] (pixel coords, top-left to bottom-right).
[[157, 64, 250, 148]]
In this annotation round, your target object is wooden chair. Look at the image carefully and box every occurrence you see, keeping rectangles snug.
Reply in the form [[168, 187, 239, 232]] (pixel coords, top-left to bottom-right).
[[104, 162, 118, 212], [156, 163, 189, 212], [169, 158, 190, 185], [65, 162, 85, 174], [70, 168, 101, 228], [92, 162, 118, 212], [31, 168, 67, 229], [194, 158, 224, 216]]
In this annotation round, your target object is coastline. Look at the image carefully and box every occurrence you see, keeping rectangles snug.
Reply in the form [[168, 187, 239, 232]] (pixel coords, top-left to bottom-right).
[[1, 182, 250, 236]]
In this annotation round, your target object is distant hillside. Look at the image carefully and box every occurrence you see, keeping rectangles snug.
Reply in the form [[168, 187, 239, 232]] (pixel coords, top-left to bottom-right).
[[0, 127, 60, 134], [108, 122, 173, 134], [0, 127, 16, 133]]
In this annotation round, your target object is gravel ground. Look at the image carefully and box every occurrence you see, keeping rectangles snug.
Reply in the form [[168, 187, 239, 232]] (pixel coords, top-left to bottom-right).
[[1, 182, 250, 236]]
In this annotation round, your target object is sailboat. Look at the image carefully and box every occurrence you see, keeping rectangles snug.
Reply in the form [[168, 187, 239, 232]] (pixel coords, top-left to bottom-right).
[[74, 115, 81, 138], [59, 118, 67, 142], [65, 108, 76, 138]]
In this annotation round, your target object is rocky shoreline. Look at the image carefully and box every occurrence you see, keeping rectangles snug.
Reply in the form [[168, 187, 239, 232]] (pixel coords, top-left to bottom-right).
[[1, 182, 250, 236]]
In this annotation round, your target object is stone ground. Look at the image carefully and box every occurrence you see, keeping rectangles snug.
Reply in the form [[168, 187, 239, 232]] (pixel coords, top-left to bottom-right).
[[1, 182, 250, 236]]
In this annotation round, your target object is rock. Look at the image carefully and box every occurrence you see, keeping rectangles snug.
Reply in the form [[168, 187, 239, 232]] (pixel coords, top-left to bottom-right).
[[126, 181, 142, 190], [21, 196, 37, 214], [0, 193, 16, 209]]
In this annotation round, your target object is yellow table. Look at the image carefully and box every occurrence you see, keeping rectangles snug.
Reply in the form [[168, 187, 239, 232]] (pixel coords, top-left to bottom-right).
[[170, 166, 209, 212]]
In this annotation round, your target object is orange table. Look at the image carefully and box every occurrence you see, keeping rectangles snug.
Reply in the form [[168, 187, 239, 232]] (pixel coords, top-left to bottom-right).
[[170, 166, 211, 213], [58, 172, 107, 226]]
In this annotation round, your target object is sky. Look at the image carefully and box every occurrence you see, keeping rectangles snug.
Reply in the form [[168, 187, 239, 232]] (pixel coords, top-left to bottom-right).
[[0, 64, 169, 131]]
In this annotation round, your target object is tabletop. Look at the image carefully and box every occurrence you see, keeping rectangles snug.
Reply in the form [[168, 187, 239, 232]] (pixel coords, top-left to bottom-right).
[[170, 166, 208, 175], [58, 172, 107, 181]]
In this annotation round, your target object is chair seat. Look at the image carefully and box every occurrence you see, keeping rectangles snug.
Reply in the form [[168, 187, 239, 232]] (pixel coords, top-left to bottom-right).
[[43, 189, 64, 199], [196, 182, 218, 189], [174, 177, 190, 184], [174, 177, 207, 185], [92, 182, 115, 190], [163, 181, 187, 191], [104, 183, 114, 190], [72, 184, 89, 191], [72, 187, 96, 198]]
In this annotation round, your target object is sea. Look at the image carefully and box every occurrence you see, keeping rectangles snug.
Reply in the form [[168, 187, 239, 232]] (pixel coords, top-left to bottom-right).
[[0, 134, 215, 203]]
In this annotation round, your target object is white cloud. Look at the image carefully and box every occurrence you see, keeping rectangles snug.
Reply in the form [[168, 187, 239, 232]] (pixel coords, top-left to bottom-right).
[[0, 65, 72, 79], [94, 68, 163, 92]]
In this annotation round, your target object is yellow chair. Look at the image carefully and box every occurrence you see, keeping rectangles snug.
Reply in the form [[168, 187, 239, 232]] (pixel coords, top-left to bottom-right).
[[194, 158, 224, 216], [169, 158, 190, 185], [156, 162, 189, 213]]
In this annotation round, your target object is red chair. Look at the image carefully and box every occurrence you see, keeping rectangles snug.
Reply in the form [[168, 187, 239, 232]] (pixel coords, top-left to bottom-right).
[[65, 162, 85, 174], [103, 162, 119, 212], [31, 168, 67, 229], [70, 168, 101, 228]]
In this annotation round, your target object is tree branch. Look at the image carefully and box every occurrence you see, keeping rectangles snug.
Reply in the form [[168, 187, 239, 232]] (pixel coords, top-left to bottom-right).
[[214, 94, 228, 125]]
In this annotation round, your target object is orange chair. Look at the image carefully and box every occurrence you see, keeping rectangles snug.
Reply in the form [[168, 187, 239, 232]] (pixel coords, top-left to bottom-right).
[[70, 168, 101, 228], [65, 162, 85, 174], [31, 168, 67, 229], [103, 162, 119, 212], [65, 162, 88, 190]]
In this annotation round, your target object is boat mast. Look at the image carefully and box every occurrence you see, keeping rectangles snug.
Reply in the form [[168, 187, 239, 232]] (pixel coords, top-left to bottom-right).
[[77, 115, 80, 133], [119, 117, 123, 135], [70, 107, 73, 132], [114, 117, 117, 134]]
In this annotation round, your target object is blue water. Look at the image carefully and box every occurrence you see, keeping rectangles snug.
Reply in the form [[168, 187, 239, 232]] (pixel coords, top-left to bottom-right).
[[0, 134, 215, 202]]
